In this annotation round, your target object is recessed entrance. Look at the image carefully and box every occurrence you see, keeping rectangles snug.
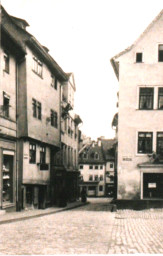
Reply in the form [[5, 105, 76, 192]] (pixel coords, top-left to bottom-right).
[[143, 173, 163, 199]]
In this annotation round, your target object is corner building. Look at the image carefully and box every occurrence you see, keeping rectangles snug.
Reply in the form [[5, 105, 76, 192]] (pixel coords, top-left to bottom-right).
[[111, 10, 163, 200]]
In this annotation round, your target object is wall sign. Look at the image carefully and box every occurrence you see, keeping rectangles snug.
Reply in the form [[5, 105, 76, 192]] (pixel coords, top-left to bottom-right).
[[148, 183, 156, 188], [122, 156, 132, 161]]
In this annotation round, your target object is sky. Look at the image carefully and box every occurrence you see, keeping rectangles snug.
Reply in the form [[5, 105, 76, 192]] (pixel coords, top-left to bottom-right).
[[1, 0, 163, 140]]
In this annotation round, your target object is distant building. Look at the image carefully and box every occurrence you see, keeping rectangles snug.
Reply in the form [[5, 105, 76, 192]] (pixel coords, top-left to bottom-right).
[[79, 138, 116, 197], [111, 10, 163, 200]]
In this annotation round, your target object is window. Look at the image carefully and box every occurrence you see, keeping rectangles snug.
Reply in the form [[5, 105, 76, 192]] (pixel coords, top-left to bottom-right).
[[157, 132, 163, 159], [89, 165, 93, 169], [3, 93, 10, 118], [139, 88, 154, 110], [158, 45, 163, 62], [138, 132, 153, 154], [79, 165, 83, 169], [51, 75, 57, 90], [100, 175, 103, 181], [99, 186, 103, 192], [83, 153, 87, 159], [4, 51, 9, 73], [95, 165, 98, 170], [32, 57, 43, 77], [110, 163, 114, 168], [100, 165, 103, 169], [40, 146, 46, 164], [158, 88, 163, 109], [51, 110, 58, 128], [94, 152, 99, 159], [32, 99, 42, 120], [29, 143, 36, 163], [55, 78, 58, 90], [89, 175, 93, 181], [94, 175, 98, 181], [136, 52, 142, 63]]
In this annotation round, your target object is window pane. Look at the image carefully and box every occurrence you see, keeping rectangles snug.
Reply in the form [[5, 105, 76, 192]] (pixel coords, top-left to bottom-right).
[[139, 88, 153, 109]]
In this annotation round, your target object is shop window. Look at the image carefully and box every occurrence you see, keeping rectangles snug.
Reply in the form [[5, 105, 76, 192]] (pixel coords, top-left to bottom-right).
[[99, 185, 103, 192], [51, 110, 58, 128], [32, 99, 42, 120], [139, 88, 154, 110], [158, 45, 163, 62], [2, 155, 13, 204], [32, 56, 43, 77], [138, 132, 153, 154], [158, 88, 163, 109], [3, 93, 10, 118], [40, 146, 46, 164], [29, 143, 36, 163], [4, 51, 9, 73], [88, 186, 95, 191], [136, 52, 142, 63], [89, 165, 93, 169]]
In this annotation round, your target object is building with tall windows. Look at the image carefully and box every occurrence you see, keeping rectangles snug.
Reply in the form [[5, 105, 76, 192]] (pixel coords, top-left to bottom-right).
[[0, 5, 82, 211], [111, 10, 163, 200]]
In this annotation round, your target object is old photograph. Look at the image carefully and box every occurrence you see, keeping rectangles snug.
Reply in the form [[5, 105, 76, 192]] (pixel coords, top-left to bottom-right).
[[0, 0, 163, 254]]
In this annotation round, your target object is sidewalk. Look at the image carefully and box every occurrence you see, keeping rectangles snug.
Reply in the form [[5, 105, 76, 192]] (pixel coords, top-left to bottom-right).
[[0, 200, 88, 225]]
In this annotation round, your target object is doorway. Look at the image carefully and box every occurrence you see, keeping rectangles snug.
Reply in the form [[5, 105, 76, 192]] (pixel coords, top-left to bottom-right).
[[143, 173, 163, 199]]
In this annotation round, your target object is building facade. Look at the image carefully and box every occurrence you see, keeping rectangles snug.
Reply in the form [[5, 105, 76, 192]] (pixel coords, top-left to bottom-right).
[[79, 138, 115, 197], [0, 5, 82, 211], [111, 10, 163, 200]]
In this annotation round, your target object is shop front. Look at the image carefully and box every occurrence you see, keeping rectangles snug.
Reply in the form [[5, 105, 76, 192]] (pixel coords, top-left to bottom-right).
[[0, 139, 16, 211]]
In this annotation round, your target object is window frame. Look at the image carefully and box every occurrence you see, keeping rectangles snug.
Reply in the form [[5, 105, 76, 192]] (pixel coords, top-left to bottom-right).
[[51, 110, 58, 128], [32, 56, 43, 78], [40, 145, 46, 164], [3, 92, 10, 118], [138, 132, 153, 154], [158, 44, 163, 62], [32, 99, 42, 120], [158, 87, 163, 110], [4, 51, 9, 73], [139, 87, 154, 110], [29, 143, 36, 164], [156, 132, 163, 159], [136, 52, 142, 63]]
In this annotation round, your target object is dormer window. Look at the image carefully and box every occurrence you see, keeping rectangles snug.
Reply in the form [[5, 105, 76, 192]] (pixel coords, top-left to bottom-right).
[[136, 52, 142, 63], [158, 45, 163, 62], [94, 152, 99, 159], [83, 153, 87, 159]]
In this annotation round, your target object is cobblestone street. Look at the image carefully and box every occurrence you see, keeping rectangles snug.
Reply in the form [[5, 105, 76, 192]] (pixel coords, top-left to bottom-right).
[[0, 198, 163, 254]]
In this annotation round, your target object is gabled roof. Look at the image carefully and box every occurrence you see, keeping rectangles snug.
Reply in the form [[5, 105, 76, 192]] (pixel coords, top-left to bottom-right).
[[110, 9, 163, 79], [101, 139, 116, 161], [79, 142, 105, 164]]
